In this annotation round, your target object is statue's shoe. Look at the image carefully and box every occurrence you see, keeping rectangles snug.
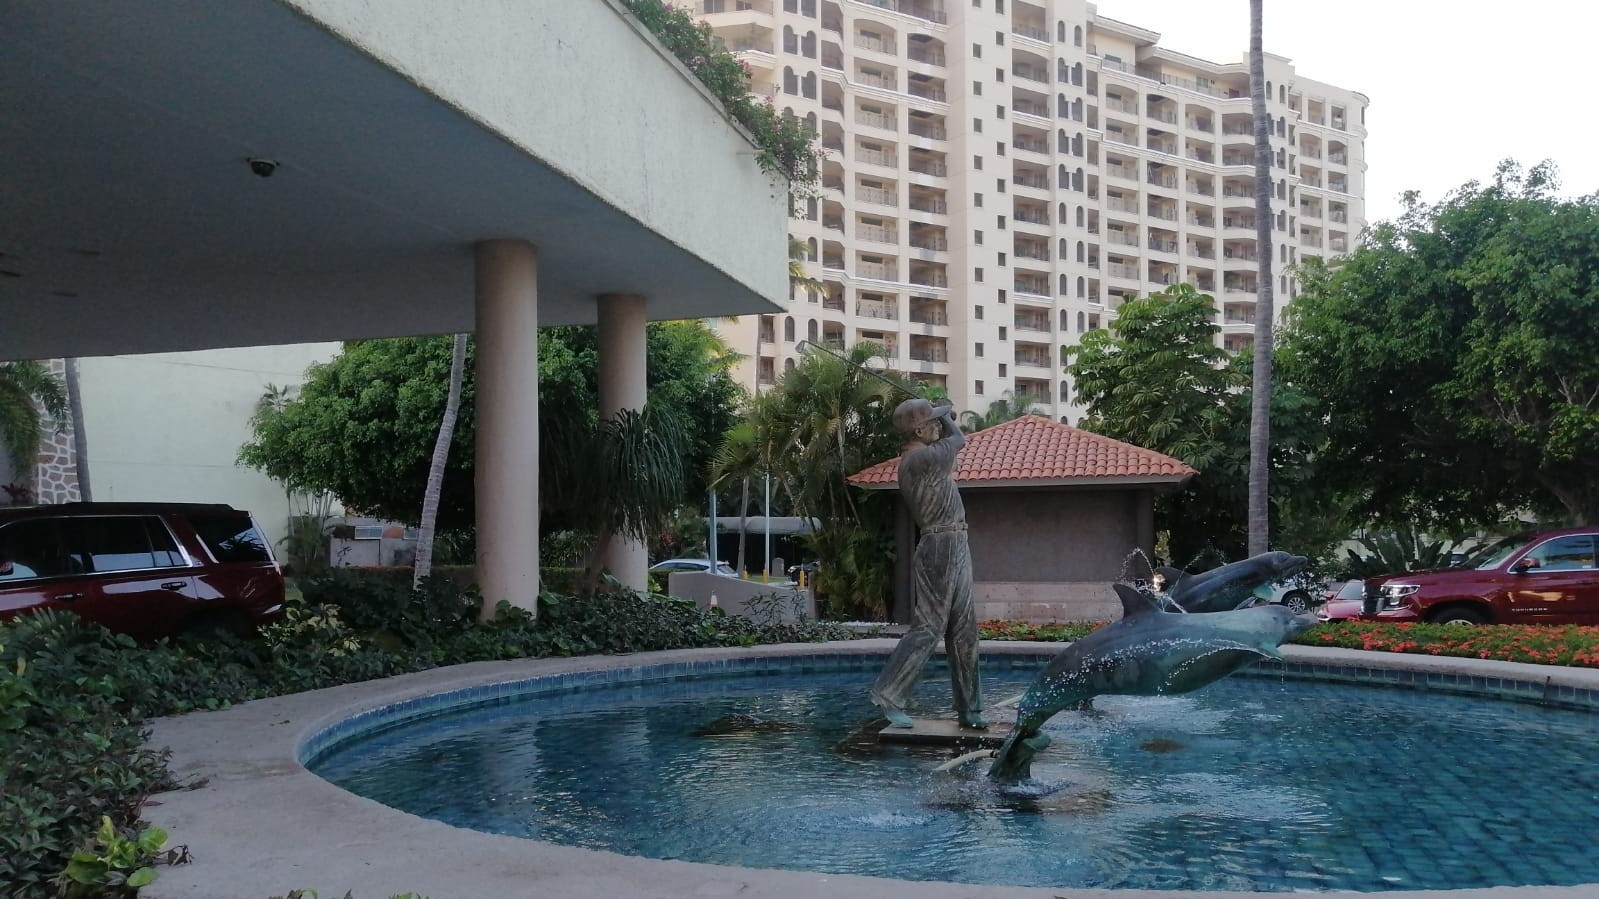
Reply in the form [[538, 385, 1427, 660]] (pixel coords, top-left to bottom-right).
[[958, 712, 989, 730], [880, 705, 914, 728]]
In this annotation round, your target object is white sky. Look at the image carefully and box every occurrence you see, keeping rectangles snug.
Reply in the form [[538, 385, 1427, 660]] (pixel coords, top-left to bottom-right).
[[1091, 0, 1599, 223]]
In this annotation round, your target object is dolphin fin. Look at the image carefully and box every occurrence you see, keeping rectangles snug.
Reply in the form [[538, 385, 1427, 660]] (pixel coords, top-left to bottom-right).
[[1114, 583, 1161, 618], [1155, 566, 1188, 595]]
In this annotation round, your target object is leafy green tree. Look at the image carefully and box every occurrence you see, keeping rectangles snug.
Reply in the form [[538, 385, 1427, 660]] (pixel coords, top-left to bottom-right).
[[0, 361, 68, 484], [1066, 284, 1336, 563], [958, 390, 1039, 433], [239, 322, 742, 537], [736, 343, 906, 617], [1280, 161, 1599, 527]]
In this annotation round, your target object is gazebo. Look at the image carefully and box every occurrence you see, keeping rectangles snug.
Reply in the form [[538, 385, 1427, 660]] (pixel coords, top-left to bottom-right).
[[848, 415, 1196, 623]]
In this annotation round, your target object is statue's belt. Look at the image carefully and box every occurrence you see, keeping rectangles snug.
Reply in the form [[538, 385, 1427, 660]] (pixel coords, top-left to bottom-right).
[[922, 523, 968, 534]]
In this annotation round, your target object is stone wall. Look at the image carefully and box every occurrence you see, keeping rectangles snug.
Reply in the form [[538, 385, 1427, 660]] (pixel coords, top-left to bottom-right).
[[32, 359, 81, 504]]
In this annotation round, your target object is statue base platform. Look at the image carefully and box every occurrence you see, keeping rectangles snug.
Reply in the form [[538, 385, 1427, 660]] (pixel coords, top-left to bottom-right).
[[875, 717, 1013, 748]]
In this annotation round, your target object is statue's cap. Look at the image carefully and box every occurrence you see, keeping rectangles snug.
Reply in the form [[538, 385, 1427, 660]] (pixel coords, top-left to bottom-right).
[[892, 397, 936, 433]]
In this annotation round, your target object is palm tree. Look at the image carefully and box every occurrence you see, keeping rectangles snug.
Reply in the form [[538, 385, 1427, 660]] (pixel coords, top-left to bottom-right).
[[710, 420, 763, 576], [64, 359, 91, 501], [959, 390, 1040, 433], [788, 236, 824, 300], [1247, 0, 1275, 555], [413, 333, 467, 589], [0, 361, 68, 492]]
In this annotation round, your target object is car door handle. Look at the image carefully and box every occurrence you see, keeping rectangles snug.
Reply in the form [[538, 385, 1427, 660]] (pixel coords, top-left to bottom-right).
[[54, 592, 84, 602], [161, 581, 189, 591]]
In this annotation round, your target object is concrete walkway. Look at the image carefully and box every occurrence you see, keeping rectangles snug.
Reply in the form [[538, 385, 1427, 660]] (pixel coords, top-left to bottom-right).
[[142, 641, 1599, 899]]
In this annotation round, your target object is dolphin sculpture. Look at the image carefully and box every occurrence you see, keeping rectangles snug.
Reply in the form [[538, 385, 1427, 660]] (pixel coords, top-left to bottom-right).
[[1156, 550, 1308, 613], [987, 584, 1313, 782]]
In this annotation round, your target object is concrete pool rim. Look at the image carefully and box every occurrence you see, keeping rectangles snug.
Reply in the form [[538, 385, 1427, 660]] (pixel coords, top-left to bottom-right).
[[143, 640, 1599, 899]]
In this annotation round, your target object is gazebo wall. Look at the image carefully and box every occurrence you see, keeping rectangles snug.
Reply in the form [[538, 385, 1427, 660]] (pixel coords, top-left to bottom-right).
[[964, 487, 1153, 623]]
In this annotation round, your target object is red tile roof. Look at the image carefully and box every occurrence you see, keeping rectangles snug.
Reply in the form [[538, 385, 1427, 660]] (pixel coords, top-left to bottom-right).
[[847, 415, 1197, 488]]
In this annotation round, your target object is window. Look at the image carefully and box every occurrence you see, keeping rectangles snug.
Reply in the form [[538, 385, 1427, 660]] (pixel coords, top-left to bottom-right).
[[998, 252, 1007, 265], [972, 43, 981, 58], [974, 192, 983, 207], [974, 230, 983, 244], [974, 155, 983, 170], [996, 31, 1004, 45], [998, 215, 1007, 229], [974, 117, 983, 133], [78, 516, 184, 572], [975, 268, 984, 282], [973, 81, 983, 96], [996, 68, 1005, 83], [189, 514, 272, 564], [997, 178, 1007, 193], [975, 305, 984, 319], [975, 342, 985, 357], [1526, 536, 1597, 571], [998, 289, 1007, 303], [975, 379, 985, 395], [0, 519, 71, 580], [996, 104, 1005, 119], [999, 326, 1008, 340], [998, 363, 1008, 376], [996, 141, 1006, 156]]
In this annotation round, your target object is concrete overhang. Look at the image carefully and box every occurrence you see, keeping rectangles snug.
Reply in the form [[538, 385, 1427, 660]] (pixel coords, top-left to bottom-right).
[[0, 0, 791, 362]]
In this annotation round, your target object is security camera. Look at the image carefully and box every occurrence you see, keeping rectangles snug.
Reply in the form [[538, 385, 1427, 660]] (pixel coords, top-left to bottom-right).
[[247, 158, 279, 178]]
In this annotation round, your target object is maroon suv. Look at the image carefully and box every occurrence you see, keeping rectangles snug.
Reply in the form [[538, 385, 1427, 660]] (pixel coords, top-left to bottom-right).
[[0, 502, 286, 639], [1320, 527, 1599, 626]]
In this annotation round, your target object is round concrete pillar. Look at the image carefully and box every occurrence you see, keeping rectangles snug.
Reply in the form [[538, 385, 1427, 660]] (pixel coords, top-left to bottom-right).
[[474, 240, 540, 618], [597, 293, 650, 590]]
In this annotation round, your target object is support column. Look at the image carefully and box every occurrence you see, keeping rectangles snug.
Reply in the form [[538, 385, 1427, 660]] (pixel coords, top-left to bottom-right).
[[474, 240, 540, 618], [597, 293, 650, 591]]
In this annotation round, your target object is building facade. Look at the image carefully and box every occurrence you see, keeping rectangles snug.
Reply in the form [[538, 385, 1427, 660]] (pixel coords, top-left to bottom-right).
[[695, 0, 1368, 421]]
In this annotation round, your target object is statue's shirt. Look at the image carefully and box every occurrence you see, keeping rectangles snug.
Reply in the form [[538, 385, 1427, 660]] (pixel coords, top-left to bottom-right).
[[898, 426, 965, 531]]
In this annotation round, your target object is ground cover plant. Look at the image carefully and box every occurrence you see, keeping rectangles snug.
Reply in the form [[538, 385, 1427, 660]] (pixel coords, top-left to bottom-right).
[[1301, 620, 1599, 667], [0, 571, 859, 899]]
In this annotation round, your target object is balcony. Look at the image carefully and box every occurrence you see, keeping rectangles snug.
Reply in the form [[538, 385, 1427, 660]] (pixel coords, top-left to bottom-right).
[[1186, 244, 1216, 259], [1012, 24, 1048, 42], [1104, 130, 1137, 147], [909, 234, 947, 251], [856, 148, 898, 168], [908, 195, 947, 214], [856, 261, 900, 281], [1222, 248, 1257, 261], [857, 186, 898, 206], [1104, 97, 1136, 114], [1186, 148, 1215, 164], [1147, 172, 1177, 189], [1012, 65, 1048, 83], [1328, 152, 1348, 165], [1147, 237, 1177, 253], [909, 121, 947, 140], [1148, 206, 1178, 222], [1105, 164, 1138, 181], [1014, 274, 1049, 296], [909, 308, 948, 326], [909, 159, 948, 176], [1188, 214, 1215, 227], [1014, 172, 1049, 190], [1221, 186, 1255, 199], [1105, 231, 1138, 247], [1014, 209, 1048, 225], [1329, 210, 1348, 223], [1106, 263, 1139, 280], [908, 81, 948, 103], [1015, 244, 1049, 261], [909, 346, 949, 363], [1012, 136, 1048, 153], [909, 270, 948, 288], [856, 299, 898, 320], [1185, 117, 1214, 133], [856, 72, 898, 92], [1186, 180, 1215, 197], [857, 224, 898, 244], [1299, 206, 1322, 220], [856, 110, 896, 131], [1014, 351, 1052, 368], [855, 35, 896, 54], [1012, 100, 1050, 118], [1148, 108, 1177, 124], [907, 45, 945, 66]]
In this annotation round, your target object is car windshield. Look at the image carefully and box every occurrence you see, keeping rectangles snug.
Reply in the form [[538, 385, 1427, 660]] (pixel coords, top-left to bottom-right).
[[1462, 534, 1532, 570]]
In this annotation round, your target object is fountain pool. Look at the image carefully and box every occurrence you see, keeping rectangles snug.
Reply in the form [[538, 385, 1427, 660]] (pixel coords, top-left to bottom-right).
[[306, 654, 1599, 893]]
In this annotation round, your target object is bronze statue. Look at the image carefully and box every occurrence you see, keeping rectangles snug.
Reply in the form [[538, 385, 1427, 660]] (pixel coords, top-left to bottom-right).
[[869, 397, 985, 730]]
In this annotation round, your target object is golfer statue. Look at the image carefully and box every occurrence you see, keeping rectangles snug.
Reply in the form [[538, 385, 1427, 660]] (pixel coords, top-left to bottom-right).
[[870, 397, 985, 729]]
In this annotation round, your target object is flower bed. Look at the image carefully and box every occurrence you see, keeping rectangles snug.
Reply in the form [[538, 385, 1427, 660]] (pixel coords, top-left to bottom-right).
[[980, 618, 1599, 669]]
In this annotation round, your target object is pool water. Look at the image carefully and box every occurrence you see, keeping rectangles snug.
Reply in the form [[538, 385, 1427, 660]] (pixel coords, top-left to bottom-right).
[[310, 664, 1599, 892]]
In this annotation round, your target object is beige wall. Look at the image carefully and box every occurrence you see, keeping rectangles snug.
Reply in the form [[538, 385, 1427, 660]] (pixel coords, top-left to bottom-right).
[[967, 487, 1142, 582]]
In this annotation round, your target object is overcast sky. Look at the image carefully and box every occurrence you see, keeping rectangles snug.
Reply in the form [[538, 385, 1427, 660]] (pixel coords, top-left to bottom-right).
[[1091, 0, 1599, 224]]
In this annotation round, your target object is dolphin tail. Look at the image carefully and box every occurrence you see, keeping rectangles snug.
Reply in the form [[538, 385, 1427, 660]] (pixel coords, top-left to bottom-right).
[[986, 718, 1048, 782]]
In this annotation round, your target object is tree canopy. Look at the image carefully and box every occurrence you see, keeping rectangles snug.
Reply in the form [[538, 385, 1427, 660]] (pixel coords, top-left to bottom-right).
[[1066, 284, 1334, 563], [239, 322, 742, 534], [0, 361, 67, 481], [1279, 161, 1599, 527]]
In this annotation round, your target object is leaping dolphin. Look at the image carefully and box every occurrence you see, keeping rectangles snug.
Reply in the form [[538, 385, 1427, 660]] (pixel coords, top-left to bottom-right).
[[987, 584, 1313, 782], [1157, 551, 1308, 613]]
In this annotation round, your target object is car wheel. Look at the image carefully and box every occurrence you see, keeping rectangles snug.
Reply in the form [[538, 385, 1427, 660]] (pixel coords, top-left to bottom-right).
[[1430, 607, 1487, 626], [1281, 591, 1311, 615]]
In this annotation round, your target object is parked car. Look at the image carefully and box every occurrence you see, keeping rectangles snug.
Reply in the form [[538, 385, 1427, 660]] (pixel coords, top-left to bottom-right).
[[1316, 579, 1371, 623], [0, 502, 285, 639], [1253, 572, 1328, 614], [1318, 527, 1599, 626], [649, 558, 738, 578]]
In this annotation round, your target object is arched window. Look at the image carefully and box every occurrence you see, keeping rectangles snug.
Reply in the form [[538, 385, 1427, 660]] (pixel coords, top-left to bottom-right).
[[1074, 25, 1083, 47], [785, 358, 796, 372], [1072, 97, 1083, 121], [1281, 274, 1288, 292], [802, 31, 817, 59], [1077, 276, 1086, 298], [1059, 380, 1070, 402], [1059, 274, 1069, 295], [802, 72, 817, 99], [784, 316, 796, 342], [1058, 202, 1068, 223], [1071, 132, 1082, 156], [1072, 168, 1083, 191], [1075, 205, 1084, 227], [783, 67, 798, 95], [1058, 93, 1070, 117], [805, 112, 817, 132], [806, 237, 818, 260], [1059, 238, 1069, 257], [1077, 311, 1086, 332], [1279, 84, 1286, 104], [1076, 241, 1086, 263], [805, 197, 818, 221], [1280, 245, 1287, 263], [801, 0, 815, 15], [1072, 62, 1083, 86], [1058, 21, 1067, 43], [1266, 80, 1273, 98], [783, 26, 798, 55], [1058, 127, 1069, 152], [807, 319, 819, 342]]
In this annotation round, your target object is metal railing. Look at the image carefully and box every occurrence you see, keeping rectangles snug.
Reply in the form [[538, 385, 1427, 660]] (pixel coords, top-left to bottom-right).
[[857, 261, 899, 280], [1012, 24, 1048, 41], [855, 110, 896, 130], [909, 235, 947, 251], [1012, 66, 1048, 83], [909, 271, 948, 287], [909, 197, 947, 214], [857, 224, 898, 244], [910, 124, 947, 140], [855, 35, 896, 54], [856, 148, 897, 168], [1104, 97, 1136, 113], [907, 46, 945, 66], [1105, 231, 1138, 246], [856, 301, 898, 319], [1148, 108, 1177, 124], [909, 161, 948, 176], [909, 309, 948, 325], [1148, 206, 1178, 221], [1105, 130, 1137, 146], [857, 186, 898, 206], [1148, 238, 1177, 253]]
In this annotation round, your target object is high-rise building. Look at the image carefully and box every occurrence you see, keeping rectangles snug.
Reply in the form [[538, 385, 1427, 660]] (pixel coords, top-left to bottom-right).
[[694, 0, 1367, 421]]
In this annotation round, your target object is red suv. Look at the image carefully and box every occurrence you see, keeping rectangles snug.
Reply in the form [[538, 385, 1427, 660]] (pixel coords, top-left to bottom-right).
[[1320, 527, 1599, 626], [0, 502, 285, 639]]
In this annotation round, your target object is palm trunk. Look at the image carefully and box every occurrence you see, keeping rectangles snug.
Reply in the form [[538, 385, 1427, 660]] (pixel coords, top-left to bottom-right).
[[65, 358, 91, 501], [1247, 0, 1275, 556], [736, 477, 750, 575], [413, 333, 467, 590]]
